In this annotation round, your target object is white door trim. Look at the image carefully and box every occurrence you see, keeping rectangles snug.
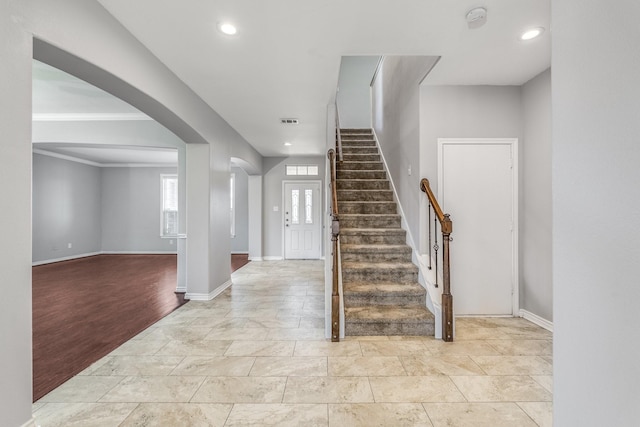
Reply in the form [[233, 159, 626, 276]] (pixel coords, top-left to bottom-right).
[[282, 180, 323, 259], [437, 138, 519, 316]]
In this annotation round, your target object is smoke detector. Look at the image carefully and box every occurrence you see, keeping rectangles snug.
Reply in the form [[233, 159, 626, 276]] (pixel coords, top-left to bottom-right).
[[280, 118, 299, 125], [466, 7, 487, 29]]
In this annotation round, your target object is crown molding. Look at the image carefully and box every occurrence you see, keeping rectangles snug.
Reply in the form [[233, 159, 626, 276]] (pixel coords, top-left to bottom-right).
[[32, 112, 152, 122]]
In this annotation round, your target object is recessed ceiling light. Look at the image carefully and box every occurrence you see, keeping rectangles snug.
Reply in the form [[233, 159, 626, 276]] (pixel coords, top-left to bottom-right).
[[520, 27, 545, 41], [284, 142, 292, 146], [219, 22, 237, 35]]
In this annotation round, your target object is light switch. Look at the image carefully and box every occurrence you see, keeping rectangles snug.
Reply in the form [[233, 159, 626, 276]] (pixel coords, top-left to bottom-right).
[[273, 206, 279, 212]]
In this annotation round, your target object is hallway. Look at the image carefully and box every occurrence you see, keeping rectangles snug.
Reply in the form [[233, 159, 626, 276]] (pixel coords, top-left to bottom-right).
[[33, 260, 552, 426]]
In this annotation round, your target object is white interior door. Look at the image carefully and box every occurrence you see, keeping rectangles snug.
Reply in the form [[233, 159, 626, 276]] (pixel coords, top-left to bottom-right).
[[438, 138, 517, 315], [284, 181, 321, 259]]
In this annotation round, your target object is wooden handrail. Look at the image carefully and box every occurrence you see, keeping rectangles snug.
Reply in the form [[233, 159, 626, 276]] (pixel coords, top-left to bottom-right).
[[420, 178, 454, 342], [420, 179, 451, 234], [328, 149, 340, 341]]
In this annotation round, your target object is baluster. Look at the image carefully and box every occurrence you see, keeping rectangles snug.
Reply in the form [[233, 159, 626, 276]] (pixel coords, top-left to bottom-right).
[[428, 202, 432, 270], [434, 214, 439, 288]]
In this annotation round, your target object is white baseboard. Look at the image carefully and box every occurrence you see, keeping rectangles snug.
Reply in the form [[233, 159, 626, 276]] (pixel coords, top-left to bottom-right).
[[32, 251, 177, 266], [101, 251, 177, 255], [520, 309, 553, 332], [21, 417, 37, 427], [32, 252, 101, 266], [263, 256, 284, 261], [186, 279, 232, 301], [248, 257, 263, 261]]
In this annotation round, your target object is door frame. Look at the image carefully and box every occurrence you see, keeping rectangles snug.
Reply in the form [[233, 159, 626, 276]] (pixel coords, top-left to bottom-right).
[[282, 180, 323, 260], [437, 138, 519, 316]]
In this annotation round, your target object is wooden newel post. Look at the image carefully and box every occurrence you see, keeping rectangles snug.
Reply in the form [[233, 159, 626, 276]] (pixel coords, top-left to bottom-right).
[[331, 217, 340, 342], [441, 214, 453, 342]]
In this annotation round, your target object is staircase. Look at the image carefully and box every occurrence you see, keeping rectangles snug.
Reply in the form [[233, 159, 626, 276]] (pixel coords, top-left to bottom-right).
[[337, 129, 434, 336]]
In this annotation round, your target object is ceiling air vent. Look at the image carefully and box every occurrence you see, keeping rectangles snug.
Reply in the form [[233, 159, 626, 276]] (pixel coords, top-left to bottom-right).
[[280, 118, 299, 125]]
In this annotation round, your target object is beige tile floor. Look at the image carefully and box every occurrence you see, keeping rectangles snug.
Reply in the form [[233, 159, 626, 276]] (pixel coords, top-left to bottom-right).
[[33, 260, 553, 426]]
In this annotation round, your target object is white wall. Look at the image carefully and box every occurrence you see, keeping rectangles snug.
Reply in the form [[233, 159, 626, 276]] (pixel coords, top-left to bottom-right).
[[553, 1, 640, 425], [231, 167, 249, 253], [32, 153, 102, 263], [101, 167, 178, 253], [372, 56, 439, 253], [521, 69, 552, 321], [0, 2, 263, 423], [32, 155, 179, 262], [0, 2, 34, 424], [262, 156, 326, 259], [337, 56, 380, 129]]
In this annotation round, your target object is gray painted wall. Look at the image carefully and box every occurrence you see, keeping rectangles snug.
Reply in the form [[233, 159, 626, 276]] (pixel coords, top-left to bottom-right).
[[2, 1, 264, 423], [101, 166, 178, 253], [0, 2, 34, 423], [553, 1, 640, 425], [231, 167, 249, 253], [32, 153, 102, 262], [337, 56, 380, 129], [372, 56, 439, 253], [32, 155, 179, 262], [521, 69, 552, 321], [263, 156, 326, 259]]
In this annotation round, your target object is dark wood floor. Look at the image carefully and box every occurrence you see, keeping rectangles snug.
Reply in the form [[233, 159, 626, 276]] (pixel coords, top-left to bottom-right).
[[32, 254, 183, 401], [231, 253, 250, 272]]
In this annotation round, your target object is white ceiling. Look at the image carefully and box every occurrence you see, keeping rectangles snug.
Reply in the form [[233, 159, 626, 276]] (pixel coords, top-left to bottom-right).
[[34, 0, 550, 160]]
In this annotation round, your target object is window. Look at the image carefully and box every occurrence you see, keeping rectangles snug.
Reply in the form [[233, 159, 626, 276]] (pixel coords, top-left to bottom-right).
[[305, 189, 313, 224], [230, 173, 236, 237], [161, 175, 178, 237], [285, 164, 319, 176]]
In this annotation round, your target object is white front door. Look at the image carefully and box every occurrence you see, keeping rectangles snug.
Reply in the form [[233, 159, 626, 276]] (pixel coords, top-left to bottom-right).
[[284, 181, 321, 259], [438, 138, 518, 316]]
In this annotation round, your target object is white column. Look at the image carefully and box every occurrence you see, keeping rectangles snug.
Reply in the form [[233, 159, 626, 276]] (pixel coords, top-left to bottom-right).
[[185, 144, 211, 299], [248, 175, 263, 260]]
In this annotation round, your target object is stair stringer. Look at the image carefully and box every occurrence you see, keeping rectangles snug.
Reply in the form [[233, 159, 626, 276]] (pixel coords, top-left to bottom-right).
[[370, 128, 443, 340]]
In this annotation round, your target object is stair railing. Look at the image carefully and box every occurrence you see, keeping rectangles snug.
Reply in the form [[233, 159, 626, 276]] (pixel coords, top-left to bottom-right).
[[420, 178, 454, 342], [328, 148, 341, 342]]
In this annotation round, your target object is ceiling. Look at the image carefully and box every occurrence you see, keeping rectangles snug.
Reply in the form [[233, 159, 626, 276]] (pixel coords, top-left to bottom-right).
[[35, 0, 550, 160]]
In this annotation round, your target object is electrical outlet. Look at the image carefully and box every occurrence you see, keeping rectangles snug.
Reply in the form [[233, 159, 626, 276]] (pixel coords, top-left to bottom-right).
[[169, 240, 174, 245], [68, 243, 72, 249]]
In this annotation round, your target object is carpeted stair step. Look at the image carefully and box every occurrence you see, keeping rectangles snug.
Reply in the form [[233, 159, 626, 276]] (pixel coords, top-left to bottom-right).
[[341, 146, 379, 154], [340, 128, 372, 135], [342, 153, 381, 162], [343, 281, 426, 306], [337, 189, 393, 202], [341, 261, 418, 283], [344, 305, 435, 336], [340, 140, 377, 147], [338, 201, 396, 215], [337, 179, 390, 190], [337, 161, 384, 171], [337, 170, 387, 180], [341, 133, 374, 140], [340, 244, 412, 262], [339, 214, 401, 229], [340, 228, 406, 245]]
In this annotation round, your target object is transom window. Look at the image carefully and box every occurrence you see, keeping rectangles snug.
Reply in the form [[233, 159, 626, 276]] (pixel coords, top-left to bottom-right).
[[285, 164, 319, 176]]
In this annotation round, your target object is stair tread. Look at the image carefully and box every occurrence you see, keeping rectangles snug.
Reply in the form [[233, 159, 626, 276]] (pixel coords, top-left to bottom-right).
[[345, 305, 434, 322], [340, 243, 410, 252], [342, 261, 418, 270], [344, 281, 426, 295], [340, 228, 405, 234]]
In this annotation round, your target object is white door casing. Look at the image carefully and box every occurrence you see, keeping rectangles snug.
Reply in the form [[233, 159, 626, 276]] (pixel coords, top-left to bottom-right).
[[438, 138, 518, 316], [283, 181, 321, 259]]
